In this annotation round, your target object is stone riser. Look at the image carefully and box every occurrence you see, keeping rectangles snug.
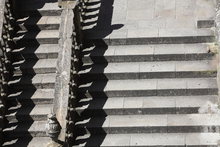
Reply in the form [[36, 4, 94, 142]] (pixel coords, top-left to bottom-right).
[[12, 52, 59, 60], [19, 10, 62, 17], [83, 54, 214, 63], [76, 126, 220, 134], [76, 107, 200, 116], [9, 83, 55, 90], [14, 67, 57, 75], [3, 131, 47, 138], [79, 71, 217, 81], [18, 24, 60, 31], [87, 36, 215, 46], [6, 98, 53, 106], [14, 38, 59, 46], [79, 89, 218, 98], [6, 115, 48, 122]]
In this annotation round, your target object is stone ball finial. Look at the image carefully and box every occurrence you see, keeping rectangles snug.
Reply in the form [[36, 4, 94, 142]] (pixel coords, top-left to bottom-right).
[[45, 113, 62, 140]]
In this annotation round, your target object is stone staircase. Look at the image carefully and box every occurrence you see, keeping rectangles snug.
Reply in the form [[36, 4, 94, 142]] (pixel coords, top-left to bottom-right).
[[2, 0, 61, 146], [73, 29, 220, 146]]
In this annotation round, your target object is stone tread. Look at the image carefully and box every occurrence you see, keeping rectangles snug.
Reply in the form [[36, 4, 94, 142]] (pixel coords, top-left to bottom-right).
[[76, 95, 218, 112], [3, 137, 51, 147], [83, 43, 212, 57], [14, 30, 59, 41], [85, 28, 214, 40], [80, 60, 216, 74], [6, 104, 52, 117], [8, 73, 56, 88], [13, 58, 57, 74], [17, 16, 61, 25], [4, 120, 47, 133], [79, 78, 217, 92], [76, 114, 220, 128], [13, 44, 59, 54], [7, 89, 54, 101], [74, 133, 220, 146]]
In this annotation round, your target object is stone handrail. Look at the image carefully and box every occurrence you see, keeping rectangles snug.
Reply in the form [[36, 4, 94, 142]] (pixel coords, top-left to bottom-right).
[[0, 0, 14, 145], [52, 0, 82, 145], [0, 0, 6, 40]]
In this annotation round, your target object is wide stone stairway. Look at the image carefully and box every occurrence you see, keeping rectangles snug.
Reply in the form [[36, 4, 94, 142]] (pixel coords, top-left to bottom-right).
[[2, 0, 62, 146], [73, 0, 220, 146]]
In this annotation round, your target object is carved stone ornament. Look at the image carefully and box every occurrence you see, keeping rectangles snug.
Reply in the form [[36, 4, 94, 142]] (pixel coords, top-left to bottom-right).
[[45, 113, 62, 140]]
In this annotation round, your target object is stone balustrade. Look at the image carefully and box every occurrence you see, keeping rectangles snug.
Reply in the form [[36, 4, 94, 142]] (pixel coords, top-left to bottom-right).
[[0, 0, 14, 145]]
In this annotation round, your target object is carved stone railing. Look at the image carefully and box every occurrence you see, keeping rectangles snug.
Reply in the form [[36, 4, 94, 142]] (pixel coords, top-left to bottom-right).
[[52, 0, 82, 145], [0, 0, 14, 145]]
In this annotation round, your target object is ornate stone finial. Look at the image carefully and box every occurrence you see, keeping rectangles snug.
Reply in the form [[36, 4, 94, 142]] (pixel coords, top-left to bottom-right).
[[45, 113, 62, 140]]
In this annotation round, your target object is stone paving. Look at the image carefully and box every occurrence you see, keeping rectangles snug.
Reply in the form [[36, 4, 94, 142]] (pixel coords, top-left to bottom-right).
[[83, 0, 216, 40]]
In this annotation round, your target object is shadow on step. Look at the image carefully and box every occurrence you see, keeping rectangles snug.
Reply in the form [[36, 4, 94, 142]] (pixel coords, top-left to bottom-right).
[[15, 0, 60, 17], [71, 0, 123, 146], [3, 79, 40, 146], [73, 40, 108, 146], [3, 5, 53, 147]]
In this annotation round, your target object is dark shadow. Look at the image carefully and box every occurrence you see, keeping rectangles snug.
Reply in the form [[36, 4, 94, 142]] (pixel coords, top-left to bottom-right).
[[82, 0, 123, 39], [2, 0, 61, 146], [72, 0, 124, 146]]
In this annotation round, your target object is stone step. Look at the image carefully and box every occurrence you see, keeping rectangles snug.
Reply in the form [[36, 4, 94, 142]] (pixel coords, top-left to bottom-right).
[[84, 28, 215, 45], [3, 121, 47, 138], [8, 73, 56, 90], [3, 137, 51, 147], [76, 95, 218, 115], [18, 1, 62, 16], [13, 30, 59, 46], [79, 60, 217, 80], [17, 16, 61, 31], [75, 114, 220, 134], [79, 78, 218, 97], [13, 59, 57, 74], [12, 44, 59, 59], [73, 133, 220, 147], [7, 89, 54, 105], [82, 43, 215, 63], [6, 104, 52, 122]]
